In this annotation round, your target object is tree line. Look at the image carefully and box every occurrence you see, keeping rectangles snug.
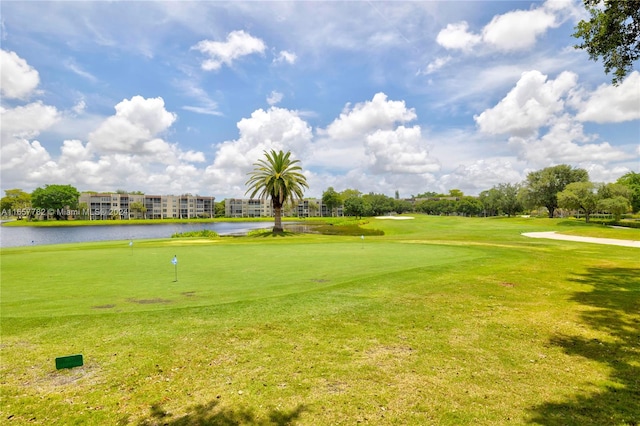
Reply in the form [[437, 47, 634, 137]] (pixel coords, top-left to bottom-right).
[[1, 166, 639, 222], [316, 165, 639, 220]]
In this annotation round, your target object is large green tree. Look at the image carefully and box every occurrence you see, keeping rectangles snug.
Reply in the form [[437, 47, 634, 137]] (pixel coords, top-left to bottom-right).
[[31, 184, 80, 220], [483, 183, 523, 217], [497, 183, 523, 217], [214, 200, 226, 218], [343, 196, 368, 219], [598, 196, 631, 221], [616, 171, 640, 212], [1, 189, 32, 218], [558, 181, 600, 222], [573, 0, 640, 84], [523, 165, 589, 218], [362, 193, 395, 216], [479, 188, 501, 217], [129, 201, 147, 219], [598, 182, 632, 220], [322, 187, 342, 217], [393, 199, 413, 214], [457, 196, 483, 217], [340, 188, 362, 200], [246, 150, 308, 232]]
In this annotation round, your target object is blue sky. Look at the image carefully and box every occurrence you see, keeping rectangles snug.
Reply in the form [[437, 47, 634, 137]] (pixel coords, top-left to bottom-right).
[[1, 1, 638, 200]]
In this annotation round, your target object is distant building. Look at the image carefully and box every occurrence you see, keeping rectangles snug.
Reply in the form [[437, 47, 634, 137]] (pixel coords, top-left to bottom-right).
[[78, 193, 215, 220], [225, 198, 343, 218], [225, 198, 273, 218], [296, 199, 343, 217]]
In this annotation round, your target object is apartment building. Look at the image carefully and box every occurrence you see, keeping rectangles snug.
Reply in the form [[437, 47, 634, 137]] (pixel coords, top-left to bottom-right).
[[78, 193, 215, 220], [225, 198, 343, 218], [296, 199, 343, 217], [225, 198, 273, 218]]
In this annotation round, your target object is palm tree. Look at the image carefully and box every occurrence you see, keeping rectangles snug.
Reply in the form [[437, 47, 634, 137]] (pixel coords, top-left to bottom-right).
[[246, 150, 308, 232]]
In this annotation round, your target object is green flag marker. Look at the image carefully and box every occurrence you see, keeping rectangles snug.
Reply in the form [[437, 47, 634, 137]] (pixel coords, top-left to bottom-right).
[[55, 354, 83, 370]]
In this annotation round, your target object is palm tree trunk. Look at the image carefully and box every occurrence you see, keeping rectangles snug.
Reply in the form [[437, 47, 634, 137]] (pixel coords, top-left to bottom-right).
[[273, 205, 283, 232], [272, 199, 284, 232]]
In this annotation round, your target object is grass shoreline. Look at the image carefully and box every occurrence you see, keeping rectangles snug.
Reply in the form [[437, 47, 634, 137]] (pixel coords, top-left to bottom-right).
[[1, 216, 276, 227], [0, 215, 364, 228]]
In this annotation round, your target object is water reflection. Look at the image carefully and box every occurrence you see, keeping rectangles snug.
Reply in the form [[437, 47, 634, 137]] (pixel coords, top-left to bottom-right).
[[0, 222, 273, 248]]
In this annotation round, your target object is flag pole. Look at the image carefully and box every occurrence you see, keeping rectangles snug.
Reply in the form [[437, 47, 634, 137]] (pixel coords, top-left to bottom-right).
[[172, 255, 178, 282]]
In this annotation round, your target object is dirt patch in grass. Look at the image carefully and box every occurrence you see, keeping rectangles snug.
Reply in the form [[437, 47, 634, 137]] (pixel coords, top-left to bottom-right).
[[323, 379, 348, 394], [21, 365, 100, 390], [47, 366, 97, 387], [499, 282, 515, 288], [92, 304, 116, 309], [181, 291, 196, 297], [127, 298, 172, 304], [363, 345, 415, 366], [310, 278, 330, 283]]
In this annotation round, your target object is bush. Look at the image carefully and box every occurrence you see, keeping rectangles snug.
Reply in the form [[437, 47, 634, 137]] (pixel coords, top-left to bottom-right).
[[171, 230, 219, 238]]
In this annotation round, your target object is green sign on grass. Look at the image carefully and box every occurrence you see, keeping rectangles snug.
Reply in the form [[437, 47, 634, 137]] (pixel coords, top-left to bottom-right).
[[55, 354, 83, 370]]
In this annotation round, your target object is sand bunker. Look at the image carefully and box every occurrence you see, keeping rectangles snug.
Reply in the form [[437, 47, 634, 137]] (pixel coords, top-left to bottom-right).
[[522, 231, 640, 248]]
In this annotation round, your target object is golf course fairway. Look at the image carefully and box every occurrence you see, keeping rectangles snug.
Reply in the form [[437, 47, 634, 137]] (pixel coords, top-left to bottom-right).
[[1, 216, 638, 425]]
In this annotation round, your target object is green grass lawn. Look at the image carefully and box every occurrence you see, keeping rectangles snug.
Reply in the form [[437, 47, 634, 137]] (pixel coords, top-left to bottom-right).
[[1, 216, 638, 425]]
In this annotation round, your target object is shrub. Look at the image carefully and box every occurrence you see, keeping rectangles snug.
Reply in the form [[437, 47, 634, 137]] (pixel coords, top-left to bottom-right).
[[171, 230, 219, 238]]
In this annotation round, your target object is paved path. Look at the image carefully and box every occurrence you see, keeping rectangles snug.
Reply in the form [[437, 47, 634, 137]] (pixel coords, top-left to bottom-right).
[[522, 231, 640, 248]]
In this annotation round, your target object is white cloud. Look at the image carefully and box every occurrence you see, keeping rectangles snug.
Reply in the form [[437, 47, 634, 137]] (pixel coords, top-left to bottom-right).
[[267, 90, 284, 106], [481, 8, 557, 51], [436, 21, 481, 51], [437, 1, 569, 53], [422, 56, 452, 75], [323, 92, 417, 140], [87, 96, 177, 154], [365, 126, 439, 174], [0, 49, 40, 99], [1, 102, 60, 139], [274, 50, 297, 64], [72, 100, 87, 115], [475, 70, 578, 136], [60, 139, 92, 162], [473, 69, 633, 175], [14, 95, 209, 193], [582, 163, 635, 184], [508, 115, 630, 167], [178, 150, 206, 163], [0, 101, 58, 187], [439, 159, 525, 194], [192, 30, 266, 71], [0, 138, 52, 180], [311, 94, 439, 197], [204, 107, 313, 196], [576, 71, 640, 123]]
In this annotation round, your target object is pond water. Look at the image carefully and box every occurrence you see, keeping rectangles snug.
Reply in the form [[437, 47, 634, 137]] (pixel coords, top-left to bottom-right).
[[0, 222, 274, 248]]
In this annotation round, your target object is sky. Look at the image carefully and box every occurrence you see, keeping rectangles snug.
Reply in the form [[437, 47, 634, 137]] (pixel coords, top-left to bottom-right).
[[1, 0, 639, 200]]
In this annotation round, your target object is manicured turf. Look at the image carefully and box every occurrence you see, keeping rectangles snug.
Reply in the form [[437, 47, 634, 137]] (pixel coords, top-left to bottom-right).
[[1, 216, 638, 425]]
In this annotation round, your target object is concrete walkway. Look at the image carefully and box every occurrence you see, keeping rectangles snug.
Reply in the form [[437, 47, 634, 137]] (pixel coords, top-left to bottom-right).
[[522, 231, 640, 248]]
